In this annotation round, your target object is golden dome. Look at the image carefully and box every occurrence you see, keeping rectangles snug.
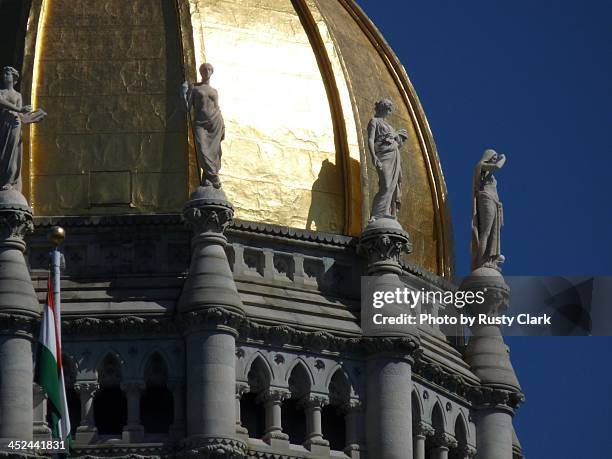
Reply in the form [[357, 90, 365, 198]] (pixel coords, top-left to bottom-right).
[[23, 0, 452, 276]]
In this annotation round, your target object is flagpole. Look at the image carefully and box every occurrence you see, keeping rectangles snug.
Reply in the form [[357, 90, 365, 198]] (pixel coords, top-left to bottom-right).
[[47, 226, 66, 459], [48, 227, 65, 341]]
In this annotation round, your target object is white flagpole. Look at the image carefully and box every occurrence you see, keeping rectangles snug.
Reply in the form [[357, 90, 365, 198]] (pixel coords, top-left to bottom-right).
[[48, 227, 67, 458]]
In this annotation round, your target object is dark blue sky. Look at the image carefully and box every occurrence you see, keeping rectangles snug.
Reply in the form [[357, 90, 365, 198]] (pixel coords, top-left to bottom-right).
[[357, 0, 612, 457]]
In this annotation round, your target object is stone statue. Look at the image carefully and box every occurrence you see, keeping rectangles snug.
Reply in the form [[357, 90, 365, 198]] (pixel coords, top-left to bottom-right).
[[0, 66, 46, 192], [367, 98, 408, 220], [181, 63, 225, 188], [471, 149, 506, 270]]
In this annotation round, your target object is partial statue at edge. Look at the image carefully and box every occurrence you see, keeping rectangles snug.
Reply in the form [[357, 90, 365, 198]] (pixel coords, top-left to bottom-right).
[[367, 98, 409, 221], [182, 63, 225, 189], [0, 66, 46, 193], [471, 149, 506, 271]]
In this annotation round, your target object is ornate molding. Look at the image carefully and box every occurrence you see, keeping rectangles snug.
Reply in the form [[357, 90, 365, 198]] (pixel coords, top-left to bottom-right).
[[413, 355, 524, 410], [0, 205, 34, 241], [433, 432, 458, 449], [180, 436, 247, 459], [414, 421, 435, 438], [62, 316, 178, 335], [358, 227, 412, 266], [0, 313, 38, 336], [180, 307, 246, 334], [184, 204, 234, 235]]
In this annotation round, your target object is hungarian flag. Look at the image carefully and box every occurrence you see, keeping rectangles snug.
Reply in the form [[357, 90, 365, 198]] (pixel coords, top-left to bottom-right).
[[35, 272, 72, 451]]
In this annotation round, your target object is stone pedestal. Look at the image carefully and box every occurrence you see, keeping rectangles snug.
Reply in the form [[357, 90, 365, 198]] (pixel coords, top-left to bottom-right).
[[359, 218, 418, 459], [461, 267, 523, 459], [178, 186, 247, 458], [0, 190, 39, 450]]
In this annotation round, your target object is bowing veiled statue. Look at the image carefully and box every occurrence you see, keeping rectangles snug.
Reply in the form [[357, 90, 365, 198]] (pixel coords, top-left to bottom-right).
[[367, 98, 409, 220], [0, 66, 46, 192], [181, 63, 225, 188], [471, 149, 506, 270]]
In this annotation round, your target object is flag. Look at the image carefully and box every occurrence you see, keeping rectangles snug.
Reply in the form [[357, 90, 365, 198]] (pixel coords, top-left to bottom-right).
[[35, 267, 72, 453]]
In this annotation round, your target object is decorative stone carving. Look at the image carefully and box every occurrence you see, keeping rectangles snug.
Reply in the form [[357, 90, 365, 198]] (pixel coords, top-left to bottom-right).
[[0, 206, 33, 241], [182, 63, 225, 189], [180, 436, 248, 459], [183, 189, 234, 235], [0, 66, 46, 192], [471, 149, 506, 271], [433, 432, 458, 449], [414, 421, 435, 438], [367, 98, 409, 220], [358, 217, 411, 275]]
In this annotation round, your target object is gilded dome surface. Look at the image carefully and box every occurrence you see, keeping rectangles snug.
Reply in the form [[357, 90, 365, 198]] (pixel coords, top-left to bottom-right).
[[24, 0, 452, 276]]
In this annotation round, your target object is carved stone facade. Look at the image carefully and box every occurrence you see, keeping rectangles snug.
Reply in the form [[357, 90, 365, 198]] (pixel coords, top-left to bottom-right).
[[0, 210, 524, 458]]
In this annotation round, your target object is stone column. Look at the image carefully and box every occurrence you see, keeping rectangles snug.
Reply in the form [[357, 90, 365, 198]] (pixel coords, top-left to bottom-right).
[[342, 400, 363, 458], [178, 186, 247, 457], [413, 422, 434, 459], [303, 395, 329, 454], [261, 389, 289, 447], [121, 381, 145, 442], [0, 191, 40, 450], [235, 383, 249, 435], [75, 382, 98, 443], [359, 217, 419, 459], [461, 267, 523, 459], [168, 382, 186, 440], [33, 384, 51, 440]]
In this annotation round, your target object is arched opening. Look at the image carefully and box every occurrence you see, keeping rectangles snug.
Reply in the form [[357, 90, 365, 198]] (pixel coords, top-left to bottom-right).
[[93, 354, 127, 435], [322, 369, 350, 451], [450, 415, 469, 459], [426, 402, 445, 456], [140, 353, 173, 434], [282, 363, 311, 445], [241, 356, 270, 439]]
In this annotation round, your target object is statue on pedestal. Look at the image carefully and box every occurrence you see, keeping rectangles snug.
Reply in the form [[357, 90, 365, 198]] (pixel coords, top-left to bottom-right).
[[367, 98, 409, 221], [0, 66, 46, 192], [471, 149, 506, 270], [181, 63, 225, 189]]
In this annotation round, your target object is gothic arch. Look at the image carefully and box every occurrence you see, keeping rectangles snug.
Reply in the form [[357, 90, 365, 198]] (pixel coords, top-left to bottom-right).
[[245, 352, 274, 389], [96, 352, 124, 386], [287, 360, 313, 397], [139, 348, 175, 380], [454, 412, 469, 443], [327, 367, 351, 405], [431, 400, 446, 434], [285, 358, 314, 390]]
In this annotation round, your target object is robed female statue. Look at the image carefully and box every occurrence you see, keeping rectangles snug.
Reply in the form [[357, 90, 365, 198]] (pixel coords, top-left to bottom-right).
[[471, 149, 506, 270], [367, 98, 409, 220], [181, 63, 225, 188], [0, 66, 46, 192]]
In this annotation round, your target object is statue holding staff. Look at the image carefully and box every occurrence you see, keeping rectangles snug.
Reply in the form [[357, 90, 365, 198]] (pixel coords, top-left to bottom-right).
[[181, 63, 225, 189], [0, 66, 46, 192], [367, 98, 409, 220], [471, 149, 506, 270]]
